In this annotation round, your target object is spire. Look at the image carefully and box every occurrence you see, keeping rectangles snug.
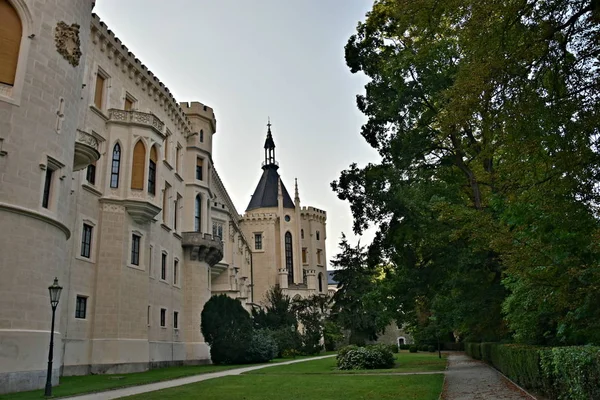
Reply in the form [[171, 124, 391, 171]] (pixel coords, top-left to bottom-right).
[[294, 178, 299, 200], [263, 117, 277, 168]]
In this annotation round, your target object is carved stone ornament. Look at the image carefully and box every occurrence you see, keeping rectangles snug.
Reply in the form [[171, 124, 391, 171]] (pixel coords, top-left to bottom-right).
[[55, 22, 82, 67]]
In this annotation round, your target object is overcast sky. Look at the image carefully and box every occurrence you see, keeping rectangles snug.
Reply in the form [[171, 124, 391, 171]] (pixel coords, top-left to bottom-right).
[[94, 0, 379, 265]]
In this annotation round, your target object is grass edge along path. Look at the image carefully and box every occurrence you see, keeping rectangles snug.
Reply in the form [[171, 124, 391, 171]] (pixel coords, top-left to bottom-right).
[[0, 354, 328, 400]]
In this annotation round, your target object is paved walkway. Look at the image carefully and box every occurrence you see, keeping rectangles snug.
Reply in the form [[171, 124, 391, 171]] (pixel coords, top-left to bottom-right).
[[65, 355, 335, 400], [442, 353, 535, 400]]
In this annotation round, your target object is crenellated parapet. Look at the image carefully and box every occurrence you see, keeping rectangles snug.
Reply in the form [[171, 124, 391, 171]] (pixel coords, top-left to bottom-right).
[[90, 14, 192, 136], [180, 102, 216, 132], [241, 212, 278, 222], [300, 206, 327, 222]]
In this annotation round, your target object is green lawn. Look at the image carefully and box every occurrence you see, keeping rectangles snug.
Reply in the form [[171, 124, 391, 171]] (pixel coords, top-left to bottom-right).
[[0, 356, 324, 400], [247, 351, 447, 375], [122, 374, 445, 400]]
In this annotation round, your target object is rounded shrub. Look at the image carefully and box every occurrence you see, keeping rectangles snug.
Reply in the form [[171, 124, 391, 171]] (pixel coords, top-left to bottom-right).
[[419, 344, 429, 352], [428, 345, 436, 352], [388, 344, 399, 354], [409, 345, 418, 353], [201, 294, 252, 364], [337, 344, 395, 370], [244, 329, 278, 363], [271, 327, 302, 358]]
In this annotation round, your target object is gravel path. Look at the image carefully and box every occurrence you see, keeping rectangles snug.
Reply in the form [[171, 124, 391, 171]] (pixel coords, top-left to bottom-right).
[[442, 353, 535, 400]]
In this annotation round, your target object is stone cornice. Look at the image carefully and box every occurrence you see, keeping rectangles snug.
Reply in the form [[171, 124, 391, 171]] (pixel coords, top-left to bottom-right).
[[0, 202, 71, 239], [90, 14, 192, 136]]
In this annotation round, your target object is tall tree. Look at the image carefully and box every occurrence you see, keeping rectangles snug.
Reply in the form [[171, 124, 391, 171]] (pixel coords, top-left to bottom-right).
[[335, 0, 600, 344]]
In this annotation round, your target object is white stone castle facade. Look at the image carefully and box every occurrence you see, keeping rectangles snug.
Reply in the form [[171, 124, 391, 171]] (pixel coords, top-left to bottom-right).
[[0, 0, 327, 394]]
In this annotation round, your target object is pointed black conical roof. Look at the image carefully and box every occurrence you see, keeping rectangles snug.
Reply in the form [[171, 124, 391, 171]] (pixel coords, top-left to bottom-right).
[[246, 119, 295, 211]]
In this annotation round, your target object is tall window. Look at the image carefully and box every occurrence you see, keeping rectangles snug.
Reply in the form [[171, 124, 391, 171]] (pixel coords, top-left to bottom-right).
[[318, 273, 323, 292], [254, 233, 262, 250], [0, 0, 22, 87], [301, 229, 304, 239], [86, 162, 96, 185], [196, 158, 203, 180], [173, 197, 179, 231], [110, 143, 121, 188], [81, 224, 93, 258], [316, 231, 320, 240], [173, 311, 179, 329], [75, 296, 87, 319], [317, 249, 322, 265], [42, 168, 54, 209], [131, 234, 140, 265], [200, 130, 204, 143], [161, 253, 167, 280], [175, 145, 181, 172], [173, 259, 178, 285], [124, 95, 133, 111], [160, 308, 166, 327], [285, 232, 293, 284], [162, 183, 170, 224], [148, 146, 157, 195], [195, 195, 201, 232], [94, 72, 105, 109], [302, 248, 307, 264], [131, 140, 146, 190]]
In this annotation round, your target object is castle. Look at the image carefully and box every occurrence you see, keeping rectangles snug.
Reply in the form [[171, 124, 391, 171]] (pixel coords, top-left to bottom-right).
[[0, 0, 327, 394]]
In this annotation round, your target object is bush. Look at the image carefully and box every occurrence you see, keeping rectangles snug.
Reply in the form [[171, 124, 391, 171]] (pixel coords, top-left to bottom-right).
[[419, 344, 429, 352], [428, 345, 435, 352], [409, 345, 418, 353], [201, 295, 252, 364], [388, 344, 399, 353], [399, 344, 410, 350], [281, 348, 301, 358], [271, 327, 302, 358], [336, 344, 395, 370], [244, 329, 278, 363], [466, 343, 600, 400]]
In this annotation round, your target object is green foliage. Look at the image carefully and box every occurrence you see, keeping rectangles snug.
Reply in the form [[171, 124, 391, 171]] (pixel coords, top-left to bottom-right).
[[335, 0, 600, 346], [323, 320, 345, 351], [293, 295, 328, 355], [409, 346, 418, 353], [388, 344, 399, 354], [271, 327, 302, 358], [540, 346, 600, 400], [336, 344, 395, 370], [252, 287, 297, 331], [399, 344, 410, 350], [281, 348, 301, 359], [330, 236, 391, 344], [466, 343, 600, 400], [427, 345, 435, 353], [244, 329, 278, 363], [201, 295, 253, 364]]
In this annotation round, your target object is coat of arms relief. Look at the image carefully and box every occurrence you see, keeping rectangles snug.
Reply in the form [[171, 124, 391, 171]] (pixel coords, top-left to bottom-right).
[[55, 22, 82, 67]]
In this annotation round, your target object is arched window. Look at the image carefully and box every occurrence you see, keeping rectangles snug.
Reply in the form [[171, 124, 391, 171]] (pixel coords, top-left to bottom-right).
[[195, 194, 201, 232], [301, 229, 304, 239], [318, 272, 323, 292], [148, 146, 157, 194], [0, 0, 22, 87], [285, 232, 293, 284], [110, 143, 121, 188], [131, 140, 146, 190]]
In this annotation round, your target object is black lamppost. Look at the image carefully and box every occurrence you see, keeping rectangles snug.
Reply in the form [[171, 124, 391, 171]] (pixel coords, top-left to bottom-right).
[[44, 277, 63, 397]]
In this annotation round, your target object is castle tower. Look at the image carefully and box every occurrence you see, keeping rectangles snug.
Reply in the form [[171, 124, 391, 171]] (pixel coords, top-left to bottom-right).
[[0, 0, 96, 392]]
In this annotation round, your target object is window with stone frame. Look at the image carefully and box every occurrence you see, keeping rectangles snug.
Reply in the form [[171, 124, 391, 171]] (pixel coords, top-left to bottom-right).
[[254, 233, 262, 250], [41, 167, 54, 209], [174, 311, 179, 329], [131, 234, 141, 266], [110, 143, 121, 188], [161, 252, 167, 280], [160, 308, 166, 327], [0, 0, 22, 87], [285, 232, 293, 284], [86, 162, 96, 185], [173, 259, 179, 285], [131, 140, 146, 190], [75, 296, 87, 319], [81, 223, 93, 258], [148, 146, 157, 195]]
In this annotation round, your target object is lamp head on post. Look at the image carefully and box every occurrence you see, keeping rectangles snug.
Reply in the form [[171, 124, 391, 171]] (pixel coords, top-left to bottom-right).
[[48, 277, 63, 309]]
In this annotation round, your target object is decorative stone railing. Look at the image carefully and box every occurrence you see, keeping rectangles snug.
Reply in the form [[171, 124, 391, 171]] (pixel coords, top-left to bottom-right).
[[182, 232, 224, 267], [107, 109, 165, 136], [73, 130, 101, 171]]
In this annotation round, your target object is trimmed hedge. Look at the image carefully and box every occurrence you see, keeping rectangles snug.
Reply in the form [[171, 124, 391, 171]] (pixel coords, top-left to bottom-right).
[[465, 342, 600, 400], [399, 344, 410, 350]]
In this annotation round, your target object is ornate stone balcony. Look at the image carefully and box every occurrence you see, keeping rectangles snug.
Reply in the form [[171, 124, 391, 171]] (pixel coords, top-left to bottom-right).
[[73, 130, 101, 171], [123, 192, 161, 223], [107, 109, 165, 137], [182, 232, 224, 267]]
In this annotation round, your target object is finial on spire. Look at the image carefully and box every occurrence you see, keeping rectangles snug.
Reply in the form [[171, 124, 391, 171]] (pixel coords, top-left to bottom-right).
[[294, 178, 300, 202], [267, 117, 271, 132]]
